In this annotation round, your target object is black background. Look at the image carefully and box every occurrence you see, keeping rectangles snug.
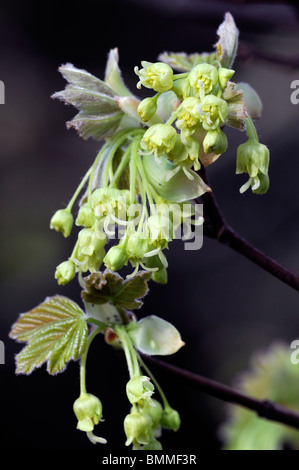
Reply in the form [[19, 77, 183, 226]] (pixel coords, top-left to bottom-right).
[[1, 0, 299, 452]]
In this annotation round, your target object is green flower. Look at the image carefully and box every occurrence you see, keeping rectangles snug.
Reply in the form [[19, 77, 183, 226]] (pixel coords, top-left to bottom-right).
[[50, 209, 73, 238], [126, 376, 155, 407], [73, 393, 103, 432], [54, 259, 76, 285], [135, 61, 173, 92], [174, 97, 202, 138], [141, 124, 177, 159], [146, 214, 173, 249], [236, 140, 269, 194], [188, 63, 218, 98], [199, 95, 228, 130], [75, 203, 96, 228], [124, 412, 152, 447]]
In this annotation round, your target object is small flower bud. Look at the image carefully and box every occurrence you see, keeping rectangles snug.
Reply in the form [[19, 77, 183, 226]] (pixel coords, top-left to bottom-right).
[[75, 203, 96, 228], [78, 228, 106, 257], [50, 209, 73, 237], [188, 63, 218, 97], [203, 129, 228, 155], [135, 61, 173, 93], [55, 259, 76, 285], [103, 242, 128, 271], [73, 393, 103, 432], [124, 412, 152, 447], [141, 124, 177, 158], [172, 77, 191, 101], [218, 67, 235, 89], [137, 97, 158, 122], [126, 376, 155, 406], [160, 406, 180, 431], [152, 268, 168, 284], [236, 140, 269, 179]]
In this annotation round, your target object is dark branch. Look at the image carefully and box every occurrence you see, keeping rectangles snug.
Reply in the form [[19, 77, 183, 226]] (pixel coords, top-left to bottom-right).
[[198, 167, 299, 292], [143, 356, 299, 431]]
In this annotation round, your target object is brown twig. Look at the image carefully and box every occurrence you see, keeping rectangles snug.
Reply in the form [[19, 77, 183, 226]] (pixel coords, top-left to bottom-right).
[[198, 167, 299, 292], [143, 356, 299, 431]]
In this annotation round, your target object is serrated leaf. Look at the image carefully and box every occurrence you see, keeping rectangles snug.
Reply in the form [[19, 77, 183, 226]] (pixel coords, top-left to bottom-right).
[[57, 63, 116, 95], [10, 296, 88, 375], [158, 51, 216, 72], [52, 87, 120, 114], [82, 270, 151, 310], [215, 12, 239, 68], [67, 110, 123, 140], [142, 154, 211, 202], [127, 315, 185, 356]]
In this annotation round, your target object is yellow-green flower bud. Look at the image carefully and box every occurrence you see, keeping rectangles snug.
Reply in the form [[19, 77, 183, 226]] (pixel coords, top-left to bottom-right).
[[55, 259, 76, 285], [50, 209, 73, 238], [188, 63, 218, 98], [203, 129, 228, 155], [141, 124, 177, 158], [172, 77, 191, 101], [77, 228, 106, 257], [236, 140, 269, 179], [161, 406, 180, 431], [73, 393, 103, 432], [126, 376, 155, 406], [218, 67, 235, 89], [137, 97, 158, 122], [103, 242, 128, 271], [124, 412, 152, 447], [146, 214, 173, 248], [75, 203, 96, 228], [135, 61, 173, 93], [199, 95, 228, 131], [141, 400, 163, 430]]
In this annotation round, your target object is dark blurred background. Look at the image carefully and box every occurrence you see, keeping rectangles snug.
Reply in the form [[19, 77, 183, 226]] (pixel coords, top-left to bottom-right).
[[1, 0, 299, 452]]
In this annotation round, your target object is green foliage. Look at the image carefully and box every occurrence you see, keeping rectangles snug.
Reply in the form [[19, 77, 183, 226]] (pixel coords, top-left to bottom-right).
[[10, 296, 88, 374], [220, 343, 299, 450]]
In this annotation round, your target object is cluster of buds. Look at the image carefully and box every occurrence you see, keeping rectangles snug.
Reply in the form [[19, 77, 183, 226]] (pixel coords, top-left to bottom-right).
[[124, 375, 180, 450]]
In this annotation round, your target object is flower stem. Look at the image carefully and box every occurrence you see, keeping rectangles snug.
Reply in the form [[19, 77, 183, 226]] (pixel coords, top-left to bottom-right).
[[80, 326, 104, 395], [66, 166, 92, 212]]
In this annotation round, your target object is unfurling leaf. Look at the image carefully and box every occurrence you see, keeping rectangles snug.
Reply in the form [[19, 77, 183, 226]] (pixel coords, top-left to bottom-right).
[[82, 270, 151, 310], [215, 12, 239, 68], [52, 63, 124, 140], [127, 315, 185, 356], [105, 48, 134, 97], [10, 296, 88, 375]]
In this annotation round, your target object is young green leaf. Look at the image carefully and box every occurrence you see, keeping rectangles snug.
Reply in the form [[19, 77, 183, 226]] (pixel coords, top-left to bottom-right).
[[216, 12, 239, 69], [82, 270, 151, 310], [10, 296, 88, 375], [127, 315, 185, 356], [104, 48, 134, 97]]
